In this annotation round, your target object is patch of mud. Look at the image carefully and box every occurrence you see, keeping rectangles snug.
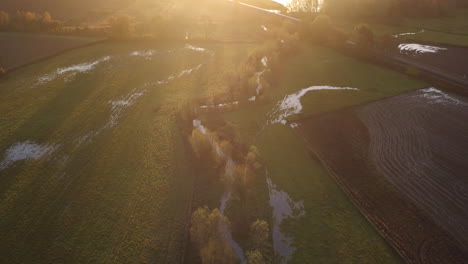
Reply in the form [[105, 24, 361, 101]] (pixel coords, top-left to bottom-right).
[[0, 141, 57, 170], [36, 56, 111, 86], [399, 43, 447, 55], [267, 176, 305, 263], [269, 86, 358, 124], [358, 87, 468, 253]]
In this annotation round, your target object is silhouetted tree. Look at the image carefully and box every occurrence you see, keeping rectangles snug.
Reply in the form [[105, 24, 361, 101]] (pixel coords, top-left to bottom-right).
[[377, 33, 398, 52], [200, 15, 215, 40], [108, 15, 134, 39], [355, 23, 374, 47]]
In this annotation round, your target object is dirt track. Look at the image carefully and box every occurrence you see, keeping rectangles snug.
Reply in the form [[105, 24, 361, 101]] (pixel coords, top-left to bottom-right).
[[296, 87, 468, 263]]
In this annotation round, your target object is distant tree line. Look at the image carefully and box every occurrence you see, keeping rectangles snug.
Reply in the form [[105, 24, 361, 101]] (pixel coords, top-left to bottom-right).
[[288, 0, 464, 18], [0, 10, 62, 32]]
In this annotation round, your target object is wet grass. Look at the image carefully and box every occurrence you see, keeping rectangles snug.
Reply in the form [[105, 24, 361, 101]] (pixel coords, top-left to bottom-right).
[[0, 41, 254, 263], [220, 44, 425, 263]]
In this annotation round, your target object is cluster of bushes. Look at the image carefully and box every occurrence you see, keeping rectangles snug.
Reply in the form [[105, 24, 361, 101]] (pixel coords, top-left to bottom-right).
[[190, 207, 235, 263], [0, 10, 62, 32], [190, 207, 270, 264], [188, 113, 271, 263], [223, 23, 301, 103], [353, 23, 398, 51]]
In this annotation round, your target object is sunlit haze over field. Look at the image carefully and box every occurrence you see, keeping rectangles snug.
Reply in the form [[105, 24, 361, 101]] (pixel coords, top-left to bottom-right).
[[0, 0, 468, 263]]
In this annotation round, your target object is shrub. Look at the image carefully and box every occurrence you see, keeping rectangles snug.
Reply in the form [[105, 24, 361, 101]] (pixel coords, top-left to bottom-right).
[[246, 249, 266, 264], [355, 23, 374, 47], [250, 220, 269, 249], [378, 33, 398, 51], [190, 128, 213, 160]]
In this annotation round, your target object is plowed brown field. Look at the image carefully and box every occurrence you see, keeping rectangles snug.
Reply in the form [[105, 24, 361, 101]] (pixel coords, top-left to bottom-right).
[[296, 87, 468, 264]]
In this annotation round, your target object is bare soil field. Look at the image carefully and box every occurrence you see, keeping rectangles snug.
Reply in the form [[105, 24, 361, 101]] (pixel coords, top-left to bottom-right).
[[0, 33, 102, 71], [295, 87, 468, 264]]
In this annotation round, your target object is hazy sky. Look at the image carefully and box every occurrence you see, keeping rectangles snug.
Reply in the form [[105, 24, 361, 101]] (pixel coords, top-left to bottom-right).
[[272, 0, 291, 6]]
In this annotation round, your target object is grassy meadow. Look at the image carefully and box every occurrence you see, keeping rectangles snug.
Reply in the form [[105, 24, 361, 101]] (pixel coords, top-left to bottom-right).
[[0, 41, 255, 263], [0, 33, 102, 70]]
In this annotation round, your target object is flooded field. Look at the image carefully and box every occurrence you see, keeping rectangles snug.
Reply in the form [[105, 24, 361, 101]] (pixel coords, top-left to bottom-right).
[[297, 88, 468, 263], [0, 41, 254, 263]]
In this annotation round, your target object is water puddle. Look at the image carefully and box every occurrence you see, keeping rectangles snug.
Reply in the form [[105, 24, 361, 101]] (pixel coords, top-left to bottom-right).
[[394, 29, 424, 38], [250, 56, 269, 102], [267, 176, 305, 263], [36, 56, 111, 86], [130, 50, 156, 59], [269, 86, 358, 124], [185, 44, 208, 53], [398, 43, 447, 55], [75, 64, 203, 146], [419, 87, 464, 105], [199, 101, 239, 109], [192, 119, 246, 263], [0, 141, 57, 170]]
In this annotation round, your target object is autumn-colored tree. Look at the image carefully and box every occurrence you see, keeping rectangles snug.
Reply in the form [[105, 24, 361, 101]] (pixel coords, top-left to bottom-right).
[[190, 207, 236, 264], [246, 249, 266, 264], [250, 220, 269, 249], [245, 146, 263, 171], [189, 128, 213, 160]]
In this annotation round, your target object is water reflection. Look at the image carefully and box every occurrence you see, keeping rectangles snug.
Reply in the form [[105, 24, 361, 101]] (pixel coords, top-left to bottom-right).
[[398, 43, 447, 55], [267, 176, 305, 263]]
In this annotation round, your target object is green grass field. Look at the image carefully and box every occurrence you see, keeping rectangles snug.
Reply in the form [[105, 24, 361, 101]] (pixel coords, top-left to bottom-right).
[[0, 41, 255, 263], [0, 33, 102, 70], [220, 44, 426, 263]]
